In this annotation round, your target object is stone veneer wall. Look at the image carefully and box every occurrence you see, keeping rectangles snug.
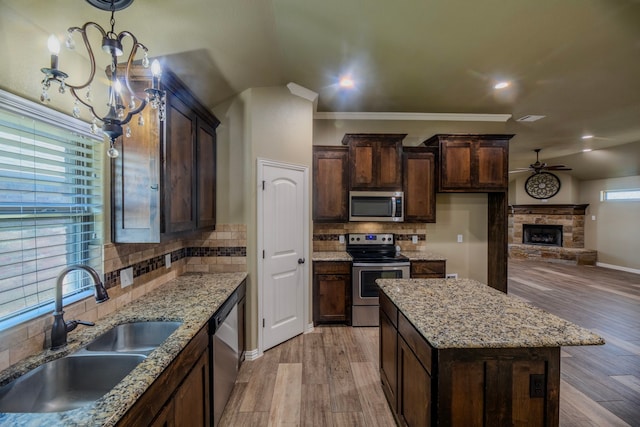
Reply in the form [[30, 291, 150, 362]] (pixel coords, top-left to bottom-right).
[[314, 222, 429, 252], [0, 224, 246, 371]]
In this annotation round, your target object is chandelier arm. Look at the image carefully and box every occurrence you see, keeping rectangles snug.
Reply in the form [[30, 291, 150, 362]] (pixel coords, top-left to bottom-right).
[[119, 98, 148, 126], [68, 86, 103, 122], [118, 31, 150, 103], [62, 22, 107, 91]]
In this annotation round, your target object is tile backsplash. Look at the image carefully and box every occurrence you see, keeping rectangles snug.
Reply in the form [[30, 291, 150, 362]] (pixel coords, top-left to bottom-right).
[[0, 224, 246, 371], [313, 222, 428, 251]]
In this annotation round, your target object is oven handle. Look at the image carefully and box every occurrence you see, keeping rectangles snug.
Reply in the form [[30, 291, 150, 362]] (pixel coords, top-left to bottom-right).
[[353, 262, 411, 268]]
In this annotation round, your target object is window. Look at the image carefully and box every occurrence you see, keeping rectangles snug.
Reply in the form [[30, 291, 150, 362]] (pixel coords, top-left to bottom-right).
[[600, 189, 640, 201], [0, 90, 103, 330]]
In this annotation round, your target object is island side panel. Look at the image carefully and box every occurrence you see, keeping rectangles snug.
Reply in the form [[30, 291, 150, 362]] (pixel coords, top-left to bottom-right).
[[437, 346, 560, 427]]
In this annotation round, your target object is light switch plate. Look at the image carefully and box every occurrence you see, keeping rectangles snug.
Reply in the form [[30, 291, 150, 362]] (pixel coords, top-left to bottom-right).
[[457, 234, 463, 243], [339, 235, 345, 244], [165, 253, 172, 268], [412, 235, 418, 244], [120, 267, 133, 288]]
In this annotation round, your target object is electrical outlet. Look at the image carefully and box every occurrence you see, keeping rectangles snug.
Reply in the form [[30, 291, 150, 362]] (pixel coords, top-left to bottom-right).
[[165, 253, 172, 268], [339, 235, 345, 244], [412, 235, 418, 244], [592, 215, 596, 221], [120, 267, 134, 288], [457, 234, 463, 243], [530, 374, 545, 398]]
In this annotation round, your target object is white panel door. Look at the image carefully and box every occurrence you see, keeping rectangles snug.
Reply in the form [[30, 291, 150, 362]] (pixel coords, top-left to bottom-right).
[[261, 161, 306, 351]]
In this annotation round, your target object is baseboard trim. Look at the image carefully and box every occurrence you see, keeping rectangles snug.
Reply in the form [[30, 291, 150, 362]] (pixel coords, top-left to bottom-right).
[[305, 322, 314, 333], [596, 262, 640, 275], [243, 348, 262, 361]]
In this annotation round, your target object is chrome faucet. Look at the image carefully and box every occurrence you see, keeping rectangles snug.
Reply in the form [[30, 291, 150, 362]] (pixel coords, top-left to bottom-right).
[[51, 265, 110, 350]]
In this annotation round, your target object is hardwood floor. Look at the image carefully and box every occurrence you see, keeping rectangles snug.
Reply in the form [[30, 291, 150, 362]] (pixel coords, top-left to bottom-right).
[[220, 260, 640, 426]]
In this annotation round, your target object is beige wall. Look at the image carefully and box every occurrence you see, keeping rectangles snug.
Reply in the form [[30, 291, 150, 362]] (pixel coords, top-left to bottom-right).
[[215, 86, 314, 352], [580, 175, 640, 271], [509, 172, 580, 205]]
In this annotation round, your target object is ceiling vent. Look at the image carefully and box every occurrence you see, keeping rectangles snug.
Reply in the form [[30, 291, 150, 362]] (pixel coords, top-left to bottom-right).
[[516, 115, 546, 122]]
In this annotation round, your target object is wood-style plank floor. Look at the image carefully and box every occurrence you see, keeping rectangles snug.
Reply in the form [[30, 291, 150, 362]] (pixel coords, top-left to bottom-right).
[[220, 260, 640, 426]]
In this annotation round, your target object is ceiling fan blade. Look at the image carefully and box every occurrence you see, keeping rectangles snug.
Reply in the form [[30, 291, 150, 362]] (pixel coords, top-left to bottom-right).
[[509, 169, 532, 174], [545, 165, 572, 171]]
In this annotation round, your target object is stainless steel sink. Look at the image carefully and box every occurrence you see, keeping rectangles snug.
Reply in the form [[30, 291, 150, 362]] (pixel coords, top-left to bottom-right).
[[0, 354, 145, 413], [83, 321, 182, 354]]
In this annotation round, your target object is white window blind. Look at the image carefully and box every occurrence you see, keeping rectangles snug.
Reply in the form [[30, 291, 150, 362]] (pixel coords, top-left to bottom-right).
[[0, 90, 103, 329]]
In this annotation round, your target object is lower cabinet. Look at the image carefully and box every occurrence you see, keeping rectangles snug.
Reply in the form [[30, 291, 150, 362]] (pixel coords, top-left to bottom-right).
[[379, 292, 560, 427], [313, 261, 352, 324], [173, 350, 210, 426]]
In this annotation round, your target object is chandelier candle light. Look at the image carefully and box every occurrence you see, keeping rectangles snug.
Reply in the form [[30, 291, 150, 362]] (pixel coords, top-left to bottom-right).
[[40, 0, 165, 158]]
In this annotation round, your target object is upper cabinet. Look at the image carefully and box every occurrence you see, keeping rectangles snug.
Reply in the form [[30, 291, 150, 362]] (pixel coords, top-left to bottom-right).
[[343, 133, 405, 190], [313, 146, 349, 222], [403, 147, 436, 222], [111, 68, 220, 243], [423, 134, 513, 192]]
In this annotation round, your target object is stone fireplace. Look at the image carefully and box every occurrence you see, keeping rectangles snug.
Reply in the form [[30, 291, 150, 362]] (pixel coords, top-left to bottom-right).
[[509, 204, 597, 265]]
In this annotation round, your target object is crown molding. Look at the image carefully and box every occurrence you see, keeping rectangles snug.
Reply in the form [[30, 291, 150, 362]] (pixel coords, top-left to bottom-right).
[[313, 111, 512, 122]]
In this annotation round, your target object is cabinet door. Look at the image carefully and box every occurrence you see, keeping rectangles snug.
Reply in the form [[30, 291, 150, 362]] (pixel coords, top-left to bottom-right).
[[196, 120, 216, 229], [439, 139, 473, 191], [111, 80, 161, 243], [313, 274, 350, 323], [150, 399, 175, 427], [348, 138, 402, 190], [313, 147, 349, 222], [410, 260, 446, 278], [398, 336, 431, 427], [476, 139, 508, 190], [164, 94, 197, 233], [380, 309, 398, 412], [174, 349, 210, 427], [403, 149, 436, 222], [238, 296, 246, 367]]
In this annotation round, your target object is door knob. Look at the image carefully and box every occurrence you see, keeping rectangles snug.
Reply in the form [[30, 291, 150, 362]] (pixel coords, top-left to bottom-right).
[[298, 258, 305, 265]]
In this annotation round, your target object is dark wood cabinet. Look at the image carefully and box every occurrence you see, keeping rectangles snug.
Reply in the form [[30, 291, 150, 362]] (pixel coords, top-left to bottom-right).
[[380, 291, 398, 412], [410, 260, 446, 278], [313, 261, 351, 324], [111, 69, 219, 243], [173, 349, 210, 426], [423, 134, 513, 192], [380, 292, 560, 427], [403, 147, 436, 222], [343, 133, 405, 190], [312, 146, 349, 222]]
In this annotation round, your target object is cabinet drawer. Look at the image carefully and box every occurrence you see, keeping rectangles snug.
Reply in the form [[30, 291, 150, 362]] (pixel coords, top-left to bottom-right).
[[379, 292, 398, 328], [398, 312, 433, 375], [313, 261, 351, 275], [411, 261, 446, 278]]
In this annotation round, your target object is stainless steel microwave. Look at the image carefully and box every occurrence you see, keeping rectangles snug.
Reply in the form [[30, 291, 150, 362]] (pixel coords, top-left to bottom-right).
[[349, 191, 404, 222]]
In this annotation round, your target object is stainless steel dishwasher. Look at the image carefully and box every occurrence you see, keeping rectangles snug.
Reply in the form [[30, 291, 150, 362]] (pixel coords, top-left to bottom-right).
[[210, 291, 239, 426]]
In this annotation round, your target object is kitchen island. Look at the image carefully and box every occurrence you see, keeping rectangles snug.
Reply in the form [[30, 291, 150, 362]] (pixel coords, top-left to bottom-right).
[[377, 278, 604, 427], [0, 272, 247, 427]]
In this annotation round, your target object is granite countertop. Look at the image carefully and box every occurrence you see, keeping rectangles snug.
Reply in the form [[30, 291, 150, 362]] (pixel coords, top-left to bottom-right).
[[0, 272, 247, 427], [377, 278, 604, 349], [312, 251, 352, 262], [311, 251, 446, 262]]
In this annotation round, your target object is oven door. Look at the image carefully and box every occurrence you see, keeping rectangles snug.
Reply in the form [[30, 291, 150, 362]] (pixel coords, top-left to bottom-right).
[[352, 263, 410, 306]]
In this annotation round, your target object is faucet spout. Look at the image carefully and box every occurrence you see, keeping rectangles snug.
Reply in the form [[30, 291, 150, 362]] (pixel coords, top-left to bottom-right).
[[51, 264, 110, 350]]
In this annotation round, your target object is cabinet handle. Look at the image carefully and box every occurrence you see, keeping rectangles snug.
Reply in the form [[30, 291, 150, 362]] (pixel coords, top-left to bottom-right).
[[298, 258, 305, 265], [150, 184, 159, 190]]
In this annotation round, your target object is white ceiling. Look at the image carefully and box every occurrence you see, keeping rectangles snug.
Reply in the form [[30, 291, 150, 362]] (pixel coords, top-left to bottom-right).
[[2, 0, 640, 180]]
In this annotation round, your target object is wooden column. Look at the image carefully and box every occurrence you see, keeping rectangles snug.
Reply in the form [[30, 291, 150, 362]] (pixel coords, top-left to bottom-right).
[[488, 192, 508, 292]]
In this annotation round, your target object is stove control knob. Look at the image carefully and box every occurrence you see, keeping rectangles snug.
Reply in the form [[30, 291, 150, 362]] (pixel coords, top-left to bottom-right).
[[356, 237, 360, 241]]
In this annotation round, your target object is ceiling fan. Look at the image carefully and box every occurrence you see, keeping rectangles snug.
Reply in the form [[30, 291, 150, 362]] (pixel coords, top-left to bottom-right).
[[509, 148, 573, 174]]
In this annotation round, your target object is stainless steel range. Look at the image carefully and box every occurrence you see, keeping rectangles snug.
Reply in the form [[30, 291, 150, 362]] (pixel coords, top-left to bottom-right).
[[347, 233, 410, 327]]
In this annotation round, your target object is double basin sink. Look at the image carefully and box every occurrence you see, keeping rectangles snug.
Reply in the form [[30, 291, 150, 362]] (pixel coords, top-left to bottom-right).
[[0, 321, 182, 413]]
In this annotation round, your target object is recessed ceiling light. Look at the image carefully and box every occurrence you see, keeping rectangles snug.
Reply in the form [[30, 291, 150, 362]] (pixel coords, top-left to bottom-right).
[[494, 81, 510, 89], [339, 76, 355, 89], [582, 148, 592, 152], [581, 134, 594, 140]]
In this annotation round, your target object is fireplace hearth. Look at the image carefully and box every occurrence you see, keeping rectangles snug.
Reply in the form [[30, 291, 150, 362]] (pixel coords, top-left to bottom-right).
[[523, 224, 563, 247]]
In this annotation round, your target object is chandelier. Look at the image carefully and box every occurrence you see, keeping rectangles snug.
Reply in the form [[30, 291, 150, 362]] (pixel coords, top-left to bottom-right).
[[40, 0, 165, 158]]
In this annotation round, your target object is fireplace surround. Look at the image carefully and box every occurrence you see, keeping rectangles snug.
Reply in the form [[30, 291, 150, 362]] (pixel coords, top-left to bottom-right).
[[509, 204, 596, 265]]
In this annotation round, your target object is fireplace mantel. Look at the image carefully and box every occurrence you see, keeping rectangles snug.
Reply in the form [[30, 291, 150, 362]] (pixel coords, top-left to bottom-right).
[[510, 204, 589, 216]]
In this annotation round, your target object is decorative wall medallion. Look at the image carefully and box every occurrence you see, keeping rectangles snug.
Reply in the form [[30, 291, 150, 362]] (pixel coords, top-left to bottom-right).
[[525, 172, 561, 199]]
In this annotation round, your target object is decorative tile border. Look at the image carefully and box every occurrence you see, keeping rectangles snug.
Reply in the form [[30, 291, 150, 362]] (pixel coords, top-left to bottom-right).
[[104, 246, 246, 289]]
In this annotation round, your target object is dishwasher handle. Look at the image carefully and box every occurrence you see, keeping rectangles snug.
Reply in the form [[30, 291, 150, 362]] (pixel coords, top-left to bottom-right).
[[212, 292, 239, 331]]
